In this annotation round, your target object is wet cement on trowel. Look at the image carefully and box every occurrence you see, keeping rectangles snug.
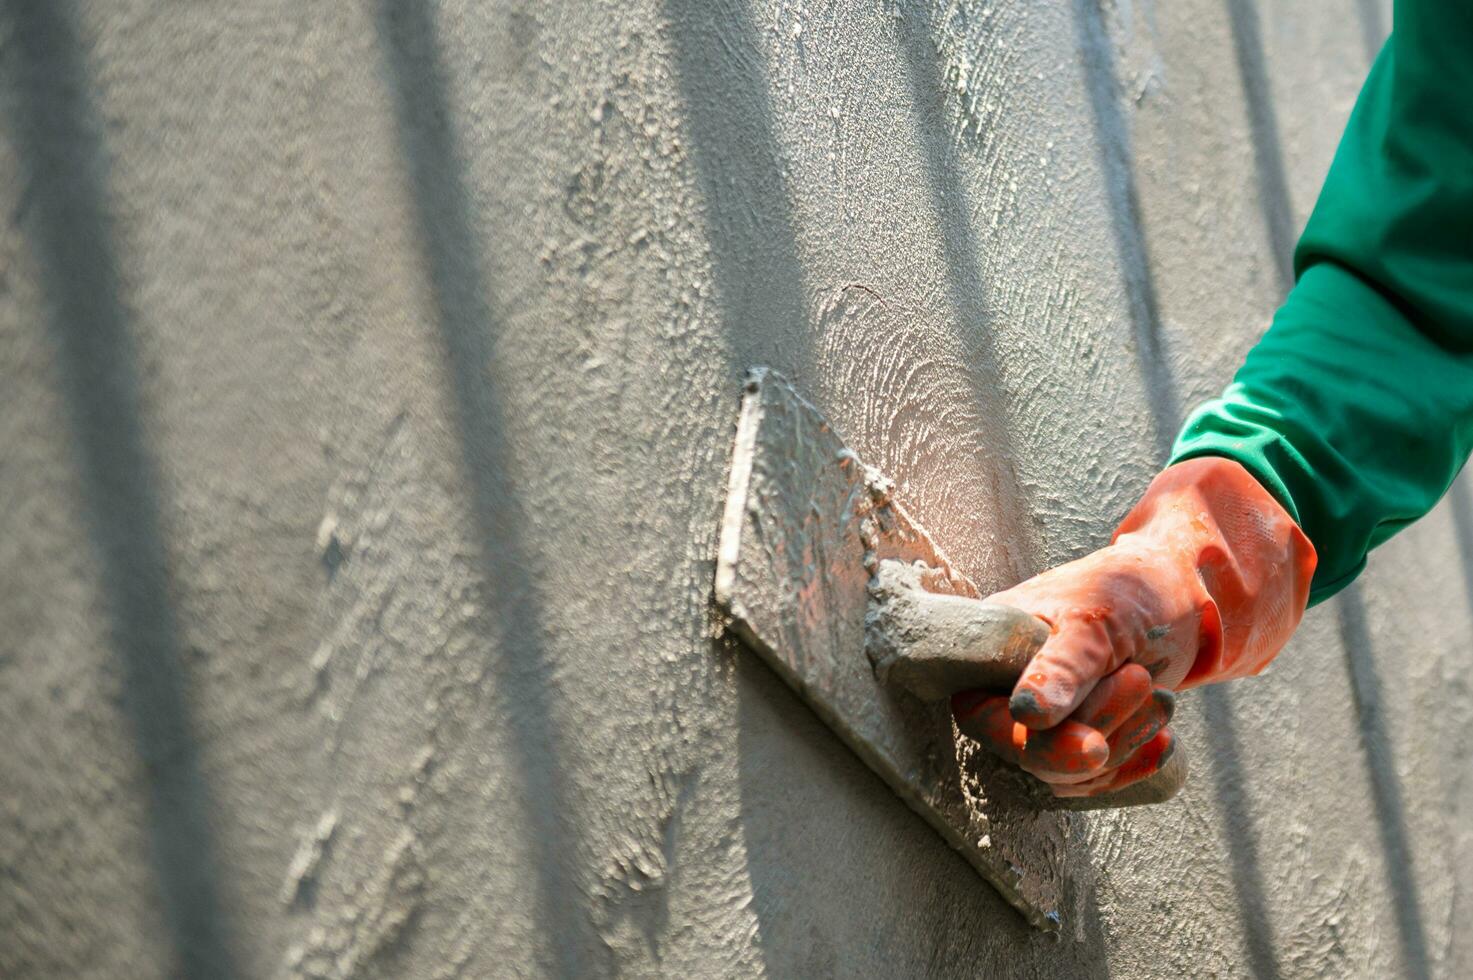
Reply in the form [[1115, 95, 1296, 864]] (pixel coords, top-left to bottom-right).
[[716, 369, 1072, 928]]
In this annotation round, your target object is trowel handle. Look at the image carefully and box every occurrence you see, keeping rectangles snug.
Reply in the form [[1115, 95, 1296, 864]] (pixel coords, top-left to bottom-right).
[[868, 560, 1187, 810]]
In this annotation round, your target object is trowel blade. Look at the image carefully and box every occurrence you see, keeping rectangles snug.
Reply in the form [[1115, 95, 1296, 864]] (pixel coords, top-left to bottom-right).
[[714, 368, 1074, 930]]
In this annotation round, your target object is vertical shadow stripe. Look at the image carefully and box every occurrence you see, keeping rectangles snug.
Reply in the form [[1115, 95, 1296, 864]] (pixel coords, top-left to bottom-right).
[[1224, 0, 1297, 292], [893, 13, 1092, 941], [372, 3, 594, 975], [1070, 0, 1181, 458], [663, 0, 813, 376], [1225, 3, 1432, 973], [1336, 588, 1434, 980], [2, 2, 238, 976], [1199, 687, 1285, 980], [893, 4, 1044, 569], [1354, 0, 1389, 67], [1069, 3, 1280, 973]]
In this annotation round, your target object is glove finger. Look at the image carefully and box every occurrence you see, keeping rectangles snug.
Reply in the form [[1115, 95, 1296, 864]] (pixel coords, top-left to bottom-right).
[[1051, 727, 1176, 798], [1014, 720, 1109, 778], [1009, 619, 1114, 730], [953, 692, 1108, 778], [1105, 688, 1175, 768], [1069, 663, 1153, 736], [1033, 690, 1174, 786], [951, 692, 1026, 767]]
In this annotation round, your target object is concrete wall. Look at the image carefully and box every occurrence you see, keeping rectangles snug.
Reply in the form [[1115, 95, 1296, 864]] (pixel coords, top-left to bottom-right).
[[5, 0, 1466, 977]]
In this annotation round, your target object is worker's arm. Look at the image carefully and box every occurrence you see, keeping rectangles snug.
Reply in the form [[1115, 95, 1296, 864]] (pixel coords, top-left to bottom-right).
[[1174, 1, 1473, 606], [962, 0, 1473, 796]]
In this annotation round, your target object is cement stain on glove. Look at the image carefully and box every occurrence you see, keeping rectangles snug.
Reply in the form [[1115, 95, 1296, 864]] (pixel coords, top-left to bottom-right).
[[962, 456, 1316, 797]]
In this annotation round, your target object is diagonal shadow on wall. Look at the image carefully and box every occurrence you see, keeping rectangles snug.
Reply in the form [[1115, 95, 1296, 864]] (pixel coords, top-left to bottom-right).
[[1, 2, 238, 976], [1354, 0, 1389, 66], [1223, 0, 1297, 292], [372, 3, 598, 976], [1335, 587, 1433, 980], [1443, 477, 1473, 975], [1070, 2, 1282, 976], [1070, 0, 1182, 462], [1226, 2, 1433, 974], [663, 0, 814, 380], [1194, 688, 1282, 980], [893, 2, 1045, 574]]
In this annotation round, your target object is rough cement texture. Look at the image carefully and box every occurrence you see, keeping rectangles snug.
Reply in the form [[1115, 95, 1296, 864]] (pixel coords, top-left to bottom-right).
[[5, 0, 1466, 978]]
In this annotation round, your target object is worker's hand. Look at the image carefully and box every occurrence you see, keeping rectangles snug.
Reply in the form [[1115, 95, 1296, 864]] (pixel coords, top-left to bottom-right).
[[954, 456, 1316, 797]]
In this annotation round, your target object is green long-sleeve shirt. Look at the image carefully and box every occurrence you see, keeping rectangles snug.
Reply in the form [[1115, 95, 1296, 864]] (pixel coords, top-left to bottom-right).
[[1170, 1, 1473, 605]]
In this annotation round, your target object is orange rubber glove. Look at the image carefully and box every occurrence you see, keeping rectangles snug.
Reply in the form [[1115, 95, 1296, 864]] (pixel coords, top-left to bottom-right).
[[953, 456, 1317, 797]]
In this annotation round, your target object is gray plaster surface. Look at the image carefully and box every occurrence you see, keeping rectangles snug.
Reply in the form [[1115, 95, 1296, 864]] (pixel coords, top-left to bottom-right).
[[5, 0, 1465, 978]]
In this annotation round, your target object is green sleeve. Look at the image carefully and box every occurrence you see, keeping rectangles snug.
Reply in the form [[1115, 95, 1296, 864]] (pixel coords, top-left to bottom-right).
[[1169, 2, 1473, 606]]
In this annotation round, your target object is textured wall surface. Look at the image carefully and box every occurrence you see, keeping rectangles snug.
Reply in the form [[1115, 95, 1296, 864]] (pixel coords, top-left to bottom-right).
[[5, 0, 1465, 977]]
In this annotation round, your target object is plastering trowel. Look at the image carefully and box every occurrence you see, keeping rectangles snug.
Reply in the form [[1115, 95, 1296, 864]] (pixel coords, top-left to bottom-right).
[[714, 368, 1186, 929]]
